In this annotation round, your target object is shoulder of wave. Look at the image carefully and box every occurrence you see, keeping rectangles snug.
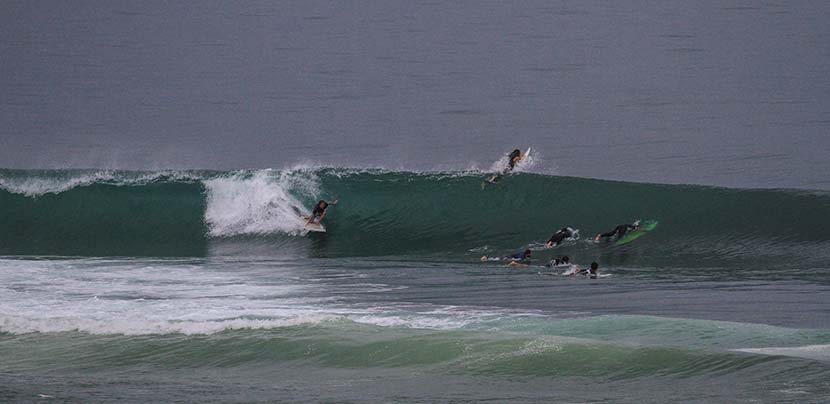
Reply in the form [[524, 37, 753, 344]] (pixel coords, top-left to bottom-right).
[[0, 169, 207, 197]]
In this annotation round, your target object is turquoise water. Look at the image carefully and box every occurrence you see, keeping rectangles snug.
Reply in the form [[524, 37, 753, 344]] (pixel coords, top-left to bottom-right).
[[2, 169, 830, 402]]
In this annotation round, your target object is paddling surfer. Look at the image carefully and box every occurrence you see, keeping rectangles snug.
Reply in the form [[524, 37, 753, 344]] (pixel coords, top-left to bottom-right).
[[595, 220, 640, 242]]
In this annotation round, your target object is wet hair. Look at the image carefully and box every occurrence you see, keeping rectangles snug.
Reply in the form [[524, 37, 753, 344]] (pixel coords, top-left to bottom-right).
[[318, 200, 327, 207], [523, 249, 532, 258], [562, 256, 570, 263], [590, 262, 599, 271], [513, 149, 521, 154]]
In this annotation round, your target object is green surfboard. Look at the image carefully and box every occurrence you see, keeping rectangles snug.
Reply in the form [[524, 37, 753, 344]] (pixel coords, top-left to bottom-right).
[[615, 221, 659, 245]]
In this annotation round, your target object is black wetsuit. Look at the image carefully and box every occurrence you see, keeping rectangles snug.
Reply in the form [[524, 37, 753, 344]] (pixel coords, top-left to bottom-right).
[[599, 224, 636, 239], [310, 203, 327, 220], [547, 257, 570, 267], [506, 150, 521, 171], [547, 227, 574, 246]]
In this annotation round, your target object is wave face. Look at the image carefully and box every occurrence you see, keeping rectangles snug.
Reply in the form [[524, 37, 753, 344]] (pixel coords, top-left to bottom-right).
[[2, 168, 829, 265]]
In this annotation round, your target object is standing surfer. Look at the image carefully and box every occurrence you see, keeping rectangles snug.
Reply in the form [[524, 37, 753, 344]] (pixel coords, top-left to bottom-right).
[[306, 199, 338, 225]]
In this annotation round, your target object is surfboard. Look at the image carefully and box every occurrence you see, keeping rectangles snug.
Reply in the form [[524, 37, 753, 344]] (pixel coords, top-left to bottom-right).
[[305, 222, 326, 233], [522, 147, 531, 163], [615, 221, 658, 245], [302, 216, 326, 233]]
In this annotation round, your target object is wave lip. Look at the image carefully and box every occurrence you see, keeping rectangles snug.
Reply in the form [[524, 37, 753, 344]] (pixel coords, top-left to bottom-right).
[[0, 169, 202, 196]]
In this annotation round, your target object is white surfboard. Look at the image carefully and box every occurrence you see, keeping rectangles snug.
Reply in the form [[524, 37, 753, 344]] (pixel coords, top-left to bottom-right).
[[305, 222, 326, 233], [522, 147, 531, 164], [302, 216, 326, 233]]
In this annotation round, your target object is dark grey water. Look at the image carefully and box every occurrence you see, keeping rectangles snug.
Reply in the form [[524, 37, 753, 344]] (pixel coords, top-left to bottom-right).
[[2, 1, 829, 189]]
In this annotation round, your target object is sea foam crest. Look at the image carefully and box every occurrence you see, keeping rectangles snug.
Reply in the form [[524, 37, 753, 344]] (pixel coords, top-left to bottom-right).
[[0, 314, 342, 336], [0, 170, 201, 197], [0, 170, 117, 196], [203, 168, 320, 237]]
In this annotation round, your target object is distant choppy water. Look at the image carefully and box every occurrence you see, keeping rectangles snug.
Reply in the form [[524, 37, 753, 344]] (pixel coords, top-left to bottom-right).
[[2, 1, 830, 189], [2, 168, 830, 402]]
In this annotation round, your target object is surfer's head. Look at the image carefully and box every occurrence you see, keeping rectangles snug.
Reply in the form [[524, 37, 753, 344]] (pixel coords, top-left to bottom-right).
[[590, 262, 598, 272], [318, 200, 327, 208], [562, 256, 569, 263], [523, 249, 532, 259]]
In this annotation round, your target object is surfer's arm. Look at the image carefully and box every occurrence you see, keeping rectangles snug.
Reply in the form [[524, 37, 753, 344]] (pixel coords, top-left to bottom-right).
[[507, 261, 528, 267]]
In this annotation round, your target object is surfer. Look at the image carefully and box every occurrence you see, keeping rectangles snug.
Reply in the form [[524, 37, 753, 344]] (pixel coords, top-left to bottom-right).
[[547, 255, 570, 267], [594, 220, 640, 242], [546, 227, 576, 247], [483, 149, 526, 186], [573, 262, 599, 279], [506, 249, 533, 267], [306, 199, 338, 225], [480, 249, 532, 267], [505, 149, 523, 173]]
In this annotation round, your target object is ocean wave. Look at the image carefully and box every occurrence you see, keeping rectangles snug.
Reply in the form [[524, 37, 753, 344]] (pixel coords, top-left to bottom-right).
[[2, 168, 830, 264]]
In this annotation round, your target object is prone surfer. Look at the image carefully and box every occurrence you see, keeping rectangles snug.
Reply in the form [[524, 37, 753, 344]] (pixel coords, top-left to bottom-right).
[[594, 220, 640, 242], [506, 249, 532, 267], [546, 226, 576, 247], [573, 262, 599, 279], [306, 199, 338, 225], [547, 255, 570, 267], [480, 248, 532, 267]]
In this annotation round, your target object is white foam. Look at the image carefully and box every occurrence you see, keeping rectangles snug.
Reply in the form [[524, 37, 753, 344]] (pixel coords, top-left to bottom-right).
[[0, 314, 343, 336], [203, 169, 320, 237], [0, 257, 338, 335], [0, 258, 543, 336]]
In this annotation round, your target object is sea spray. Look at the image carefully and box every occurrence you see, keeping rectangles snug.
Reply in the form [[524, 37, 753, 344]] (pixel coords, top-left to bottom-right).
[[204, 169, 320, 237]]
